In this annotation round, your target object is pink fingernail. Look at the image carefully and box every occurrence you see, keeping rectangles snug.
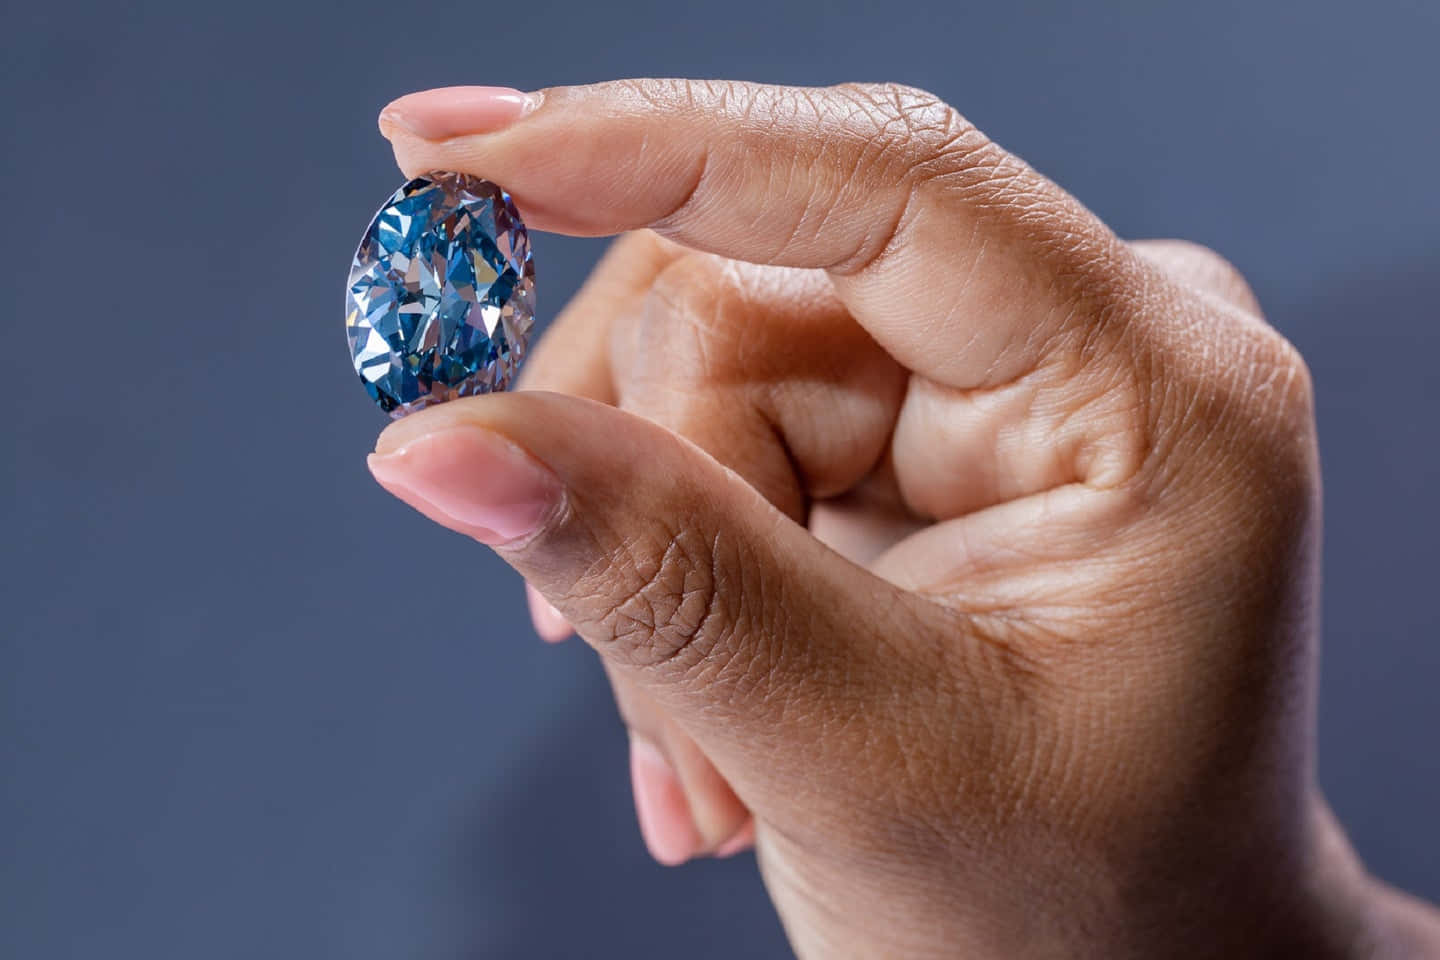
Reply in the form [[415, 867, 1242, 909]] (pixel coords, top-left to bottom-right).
[[379, 86, 542, 141], [367, 428, 561, 546], [629, 737, 701, 866], [526, 583, 573, 643], [714, 820, 755, 858]]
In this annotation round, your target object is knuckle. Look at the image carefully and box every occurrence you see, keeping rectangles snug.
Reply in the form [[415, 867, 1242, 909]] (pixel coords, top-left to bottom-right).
[[1082, 248, 1317, 489], [831, 82, 994, 186], [1251, 327, 1316, 430], [1188, 316, 1317, 442], [835, 82, 955, 132], [611, 77, 710, 112], [576, 519, 744, 678], [624, 253, 736, 385], [646, 252, 728, 319], [631, 255, 827, 394], [1132, 238, 1263, 316], [827, 82, 1106, 282], [822, 82, 1001, 272], [1135, 311, 1318, 502]]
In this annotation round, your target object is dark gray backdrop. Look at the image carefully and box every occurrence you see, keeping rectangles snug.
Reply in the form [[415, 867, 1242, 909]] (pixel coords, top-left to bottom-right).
[[3, 1, 1437, 956]]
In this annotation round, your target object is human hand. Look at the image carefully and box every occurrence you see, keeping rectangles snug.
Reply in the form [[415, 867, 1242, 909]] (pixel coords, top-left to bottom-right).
[[365, 81, 1440, 958]]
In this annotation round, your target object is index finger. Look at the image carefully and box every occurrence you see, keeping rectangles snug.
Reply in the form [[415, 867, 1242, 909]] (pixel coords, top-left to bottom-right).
[[379, 80, 1138, 390]]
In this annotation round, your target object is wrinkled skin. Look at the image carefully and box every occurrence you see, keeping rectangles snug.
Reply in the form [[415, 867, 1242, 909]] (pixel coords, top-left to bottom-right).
[[366, 80, 1440, 958]]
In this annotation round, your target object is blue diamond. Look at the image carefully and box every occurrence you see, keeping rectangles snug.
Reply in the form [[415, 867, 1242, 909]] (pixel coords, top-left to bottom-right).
[[346, 172, 535, 416]]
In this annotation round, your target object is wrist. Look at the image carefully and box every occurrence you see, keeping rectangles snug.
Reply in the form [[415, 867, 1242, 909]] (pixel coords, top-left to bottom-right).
[[1089, 797, 1440, 960], [766, 795, 1440, 960]]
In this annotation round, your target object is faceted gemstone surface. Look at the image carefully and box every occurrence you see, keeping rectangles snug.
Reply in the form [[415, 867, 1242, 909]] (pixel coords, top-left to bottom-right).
[[346, 172, 535, 416]]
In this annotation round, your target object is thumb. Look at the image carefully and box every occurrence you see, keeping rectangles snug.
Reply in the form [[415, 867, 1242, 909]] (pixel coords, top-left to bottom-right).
[[366, 391, 915, 757]]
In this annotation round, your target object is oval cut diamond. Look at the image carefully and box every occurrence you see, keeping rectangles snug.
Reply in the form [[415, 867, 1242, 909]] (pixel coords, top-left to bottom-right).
[[346, 172, 535, 416]]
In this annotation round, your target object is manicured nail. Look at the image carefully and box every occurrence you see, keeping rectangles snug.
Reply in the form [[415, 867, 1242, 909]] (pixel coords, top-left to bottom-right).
[[714, 820, 756, 859], [367, 427, 561, 546], [379, 86, 542, 141], [526, 583, 573, 643], [629, 736, 701, 866]]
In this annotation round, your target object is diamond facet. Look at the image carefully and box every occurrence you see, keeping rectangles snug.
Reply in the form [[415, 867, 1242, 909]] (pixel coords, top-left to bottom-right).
[[346, 172, 535, 416]]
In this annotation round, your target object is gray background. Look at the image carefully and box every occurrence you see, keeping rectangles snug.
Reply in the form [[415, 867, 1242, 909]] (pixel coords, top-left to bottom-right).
[[3, 0, 1437, 956]]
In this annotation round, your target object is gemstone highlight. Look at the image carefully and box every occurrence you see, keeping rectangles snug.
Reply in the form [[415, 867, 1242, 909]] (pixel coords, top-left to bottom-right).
[[346, 172, 535, 416]]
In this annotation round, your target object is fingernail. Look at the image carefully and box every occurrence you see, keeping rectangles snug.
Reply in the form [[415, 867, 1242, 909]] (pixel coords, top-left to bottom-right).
[[629, 736, 701, 866], [367, 427, 561, 546], [379, 86, 542, 141], [526, 583, 573, 643], [714, 820, 755, 859]]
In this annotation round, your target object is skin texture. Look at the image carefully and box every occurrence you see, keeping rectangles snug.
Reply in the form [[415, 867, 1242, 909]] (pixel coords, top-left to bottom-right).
[[366, 81, 1440, 958]]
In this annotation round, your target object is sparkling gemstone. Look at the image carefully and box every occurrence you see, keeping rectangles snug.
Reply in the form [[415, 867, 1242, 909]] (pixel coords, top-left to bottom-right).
[[345, 172, 535, 417]]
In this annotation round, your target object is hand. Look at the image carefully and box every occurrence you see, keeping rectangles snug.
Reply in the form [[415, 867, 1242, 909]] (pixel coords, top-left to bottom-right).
[[365, 80, 1440, 958]]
